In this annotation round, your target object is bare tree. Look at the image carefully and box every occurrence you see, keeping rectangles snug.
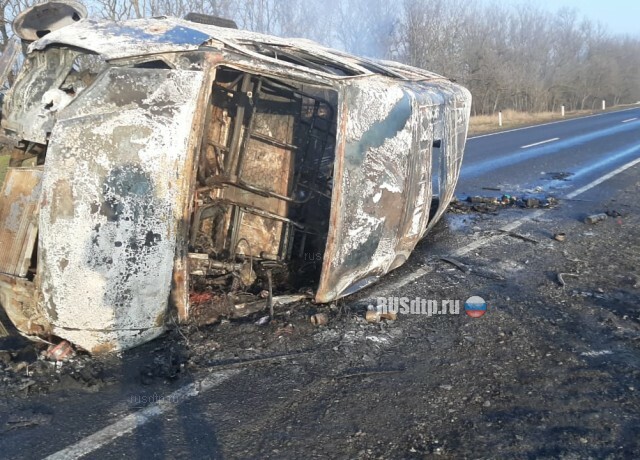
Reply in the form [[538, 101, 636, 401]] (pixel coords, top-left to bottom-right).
[[0, 0, 638, 114]]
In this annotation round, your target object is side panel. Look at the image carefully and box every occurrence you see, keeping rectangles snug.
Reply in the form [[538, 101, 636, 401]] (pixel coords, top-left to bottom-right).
[[316, 79, 415, 302], [38, 67, 204, 352], [316, 79, 471, 303], [423, 84, 471, 234]]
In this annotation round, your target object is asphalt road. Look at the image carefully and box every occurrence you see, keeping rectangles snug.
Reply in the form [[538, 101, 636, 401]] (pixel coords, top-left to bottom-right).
[[1, 107, 640, 459], [459, 107, 640, 197]]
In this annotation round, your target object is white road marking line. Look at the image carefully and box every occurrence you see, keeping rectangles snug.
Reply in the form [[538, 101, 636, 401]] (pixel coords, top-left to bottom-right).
[[565, 156, 640, 199], [372, 154, 640, 293], [467, 106, 639, 140], [621, 117, 638, 123], [520, 137, 559, 149], [453, 209, 548, 257], [44, 370, 240, 460], [371, 267, 433, 297]]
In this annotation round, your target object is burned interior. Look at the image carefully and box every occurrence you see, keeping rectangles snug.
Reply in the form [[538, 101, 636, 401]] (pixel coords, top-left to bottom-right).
[[189, 67, 337, 306], [0, 5, 471, 352]]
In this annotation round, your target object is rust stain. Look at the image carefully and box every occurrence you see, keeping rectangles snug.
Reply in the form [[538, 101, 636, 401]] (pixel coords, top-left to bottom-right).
[[154, 311, 166, 327], [0, 167, 42, 277], [49, 179, 74, 224], [90, 341, 116, 354]]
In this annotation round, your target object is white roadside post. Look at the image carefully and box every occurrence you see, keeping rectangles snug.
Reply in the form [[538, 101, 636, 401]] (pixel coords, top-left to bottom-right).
[[561, 105, 565, 117], [498, 111, 503, 127], [602, 100, 606, 111]]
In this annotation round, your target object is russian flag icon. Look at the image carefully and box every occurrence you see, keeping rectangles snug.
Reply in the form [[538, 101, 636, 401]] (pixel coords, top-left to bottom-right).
[[464, 296, 487, 317]]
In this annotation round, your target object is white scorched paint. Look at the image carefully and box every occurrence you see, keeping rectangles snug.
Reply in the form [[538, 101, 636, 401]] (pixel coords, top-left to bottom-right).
[[38, 68, 204, 352]]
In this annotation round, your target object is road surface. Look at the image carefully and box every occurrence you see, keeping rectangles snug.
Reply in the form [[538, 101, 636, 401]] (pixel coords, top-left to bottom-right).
[[459, 107, 640, 197]]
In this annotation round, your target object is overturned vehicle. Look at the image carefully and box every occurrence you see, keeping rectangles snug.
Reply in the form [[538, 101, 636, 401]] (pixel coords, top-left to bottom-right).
[[0, 3, 471, 353]]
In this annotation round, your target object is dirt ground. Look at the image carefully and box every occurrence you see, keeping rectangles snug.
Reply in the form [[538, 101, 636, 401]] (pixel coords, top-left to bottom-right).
[[0, 167, 639, 459]]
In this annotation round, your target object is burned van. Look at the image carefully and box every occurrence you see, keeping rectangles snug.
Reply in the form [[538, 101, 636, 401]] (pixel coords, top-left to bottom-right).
[[0, 3, 471, 352]]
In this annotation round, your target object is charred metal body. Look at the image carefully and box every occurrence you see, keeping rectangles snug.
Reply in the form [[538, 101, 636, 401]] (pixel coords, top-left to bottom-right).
[[0, 14, 471, 352]]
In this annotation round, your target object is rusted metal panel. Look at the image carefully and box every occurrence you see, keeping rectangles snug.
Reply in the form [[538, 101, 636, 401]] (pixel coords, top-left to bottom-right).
[[213, 95, 296, 259], [170, 57, 216, 323], [0, 273, 50, 336], [37, 67, 205, 352], [0, 167, 42, 277]]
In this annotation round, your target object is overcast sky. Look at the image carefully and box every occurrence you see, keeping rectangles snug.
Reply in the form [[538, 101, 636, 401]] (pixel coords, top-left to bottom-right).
[[497, 0, 640, 37]]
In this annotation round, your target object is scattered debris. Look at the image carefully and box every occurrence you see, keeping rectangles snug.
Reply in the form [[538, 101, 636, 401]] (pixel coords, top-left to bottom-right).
[[255, 316, 271, 326], [140, 346, 190, 385], [18, 379, 36, 391], [274, 324, 295, 336], [190, 294, 308, 327], [335, 368, 404, 380], [467, 196, 499, 204], [365, 335, 391, 344], [524, 198, 540, 208], [440, 257, 469, 273], [585, 213, 608, 224], [266, 270, 274, 319], [204, 351, 314, 371], [450, 194, 558, 213], [469, 270, 507, 281], [44, 341, 75, 362], [553, 232, 567, 242], [310, 313, 328, 326], [2, 409, 52, 432], [557, 272, 579, 287], [365, 311, 398, 323], [543, 172, 574, 181], [499, 230, 539, 244]]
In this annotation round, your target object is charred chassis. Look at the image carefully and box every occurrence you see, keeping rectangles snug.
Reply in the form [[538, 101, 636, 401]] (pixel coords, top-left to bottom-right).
[[0, 11, 471, 352]]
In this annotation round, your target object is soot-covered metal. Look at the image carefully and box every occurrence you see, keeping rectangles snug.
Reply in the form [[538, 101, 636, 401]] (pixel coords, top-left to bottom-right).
[[0, 9, 471, 352]]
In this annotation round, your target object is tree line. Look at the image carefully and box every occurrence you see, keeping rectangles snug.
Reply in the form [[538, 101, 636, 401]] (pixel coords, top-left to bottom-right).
[[1, 0, 638, 115]]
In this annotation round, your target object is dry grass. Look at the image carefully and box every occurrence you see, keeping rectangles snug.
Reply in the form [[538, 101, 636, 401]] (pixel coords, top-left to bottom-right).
[[469, 108, 594, 135]]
